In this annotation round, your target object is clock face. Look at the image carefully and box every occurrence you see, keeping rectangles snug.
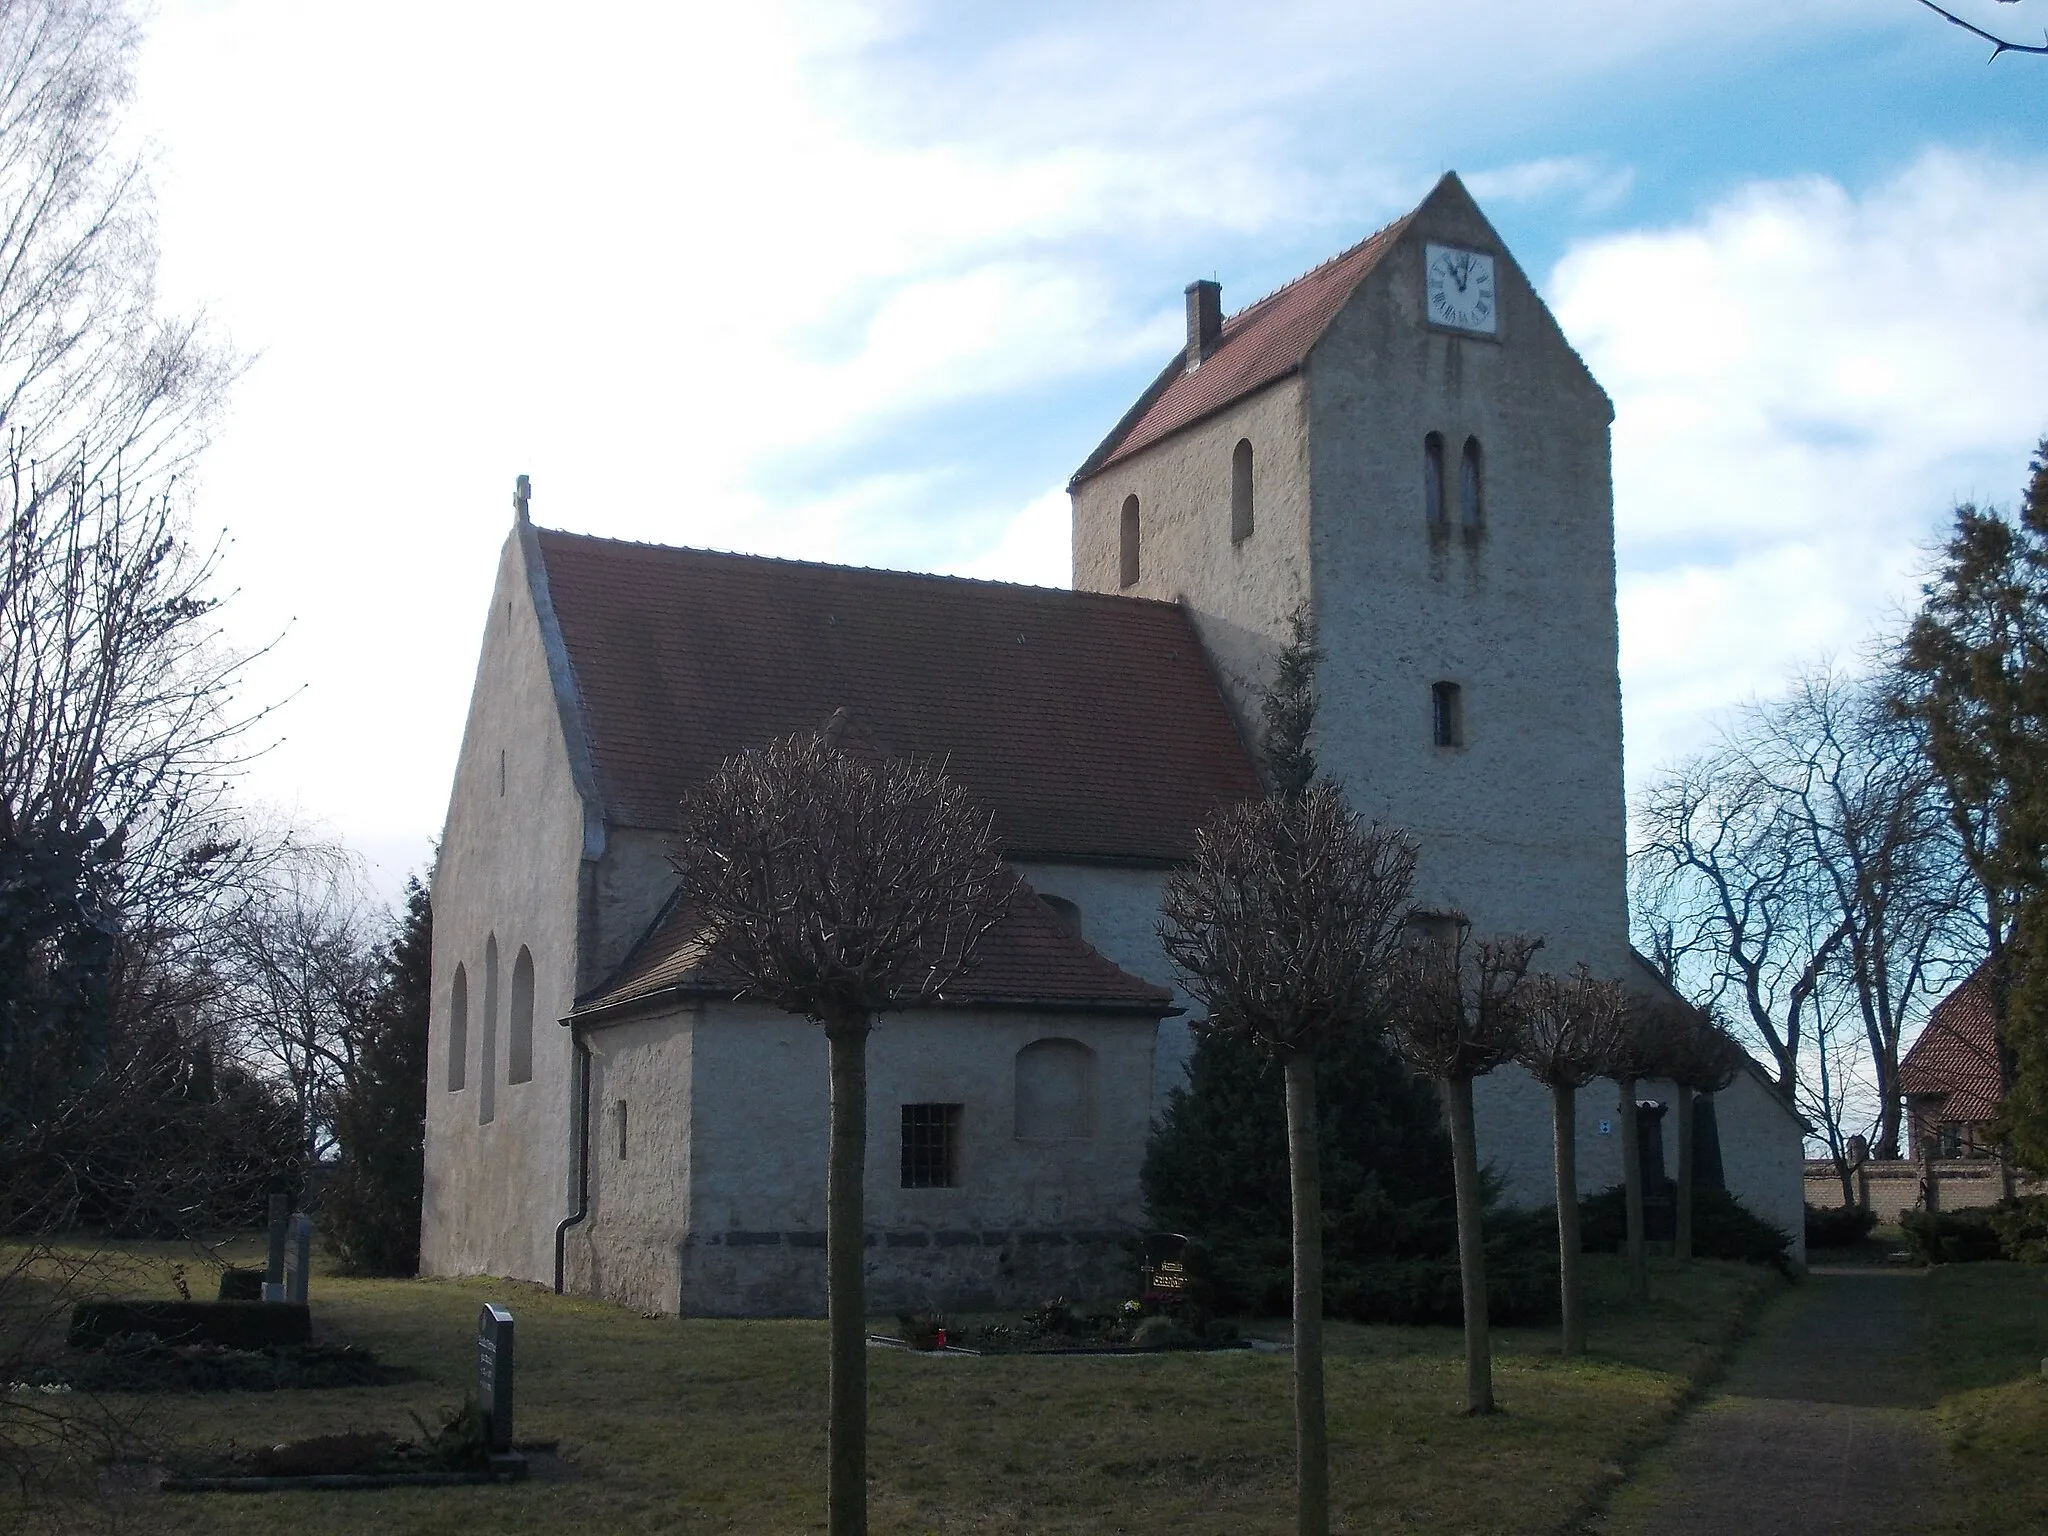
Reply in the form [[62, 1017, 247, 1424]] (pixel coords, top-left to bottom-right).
[[1424, 244, 1498, 335]]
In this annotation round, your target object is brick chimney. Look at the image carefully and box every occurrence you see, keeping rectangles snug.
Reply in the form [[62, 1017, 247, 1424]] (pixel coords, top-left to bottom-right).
[[1185, 279, 1221, 371]]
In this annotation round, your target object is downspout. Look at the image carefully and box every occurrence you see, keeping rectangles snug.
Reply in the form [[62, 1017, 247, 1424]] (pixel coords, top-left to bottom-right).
[[553, 1017, 592, 1294]]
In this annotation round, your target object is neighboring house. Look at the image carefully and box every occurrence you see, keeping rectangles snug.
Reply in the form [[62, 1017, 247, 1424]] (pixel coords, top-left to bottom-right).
[[1901, 966, 2004, 1158], [421, 173, 1809, 1316]]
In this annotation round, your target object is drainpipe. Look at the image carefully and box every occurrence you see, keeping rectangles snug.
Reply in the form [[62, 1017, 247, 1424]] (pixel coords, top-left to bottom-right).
[[553, 1019, 593, 1294]]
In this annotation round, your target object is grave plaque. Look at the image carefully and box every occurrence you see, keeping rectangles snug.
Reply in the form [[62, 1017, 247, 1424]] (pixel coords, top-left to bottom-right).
[[263, 1192, 288, 1303], [477, 1304, 516, 1454], [1140, 1232, 1191, 1304], [283, 1213, 312, 1304]]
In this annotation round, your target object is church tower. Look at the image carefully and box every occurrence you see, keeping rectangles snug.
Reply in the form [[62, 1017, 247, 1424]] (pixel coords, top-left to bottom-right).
[[1069, 173, 1628, 980]]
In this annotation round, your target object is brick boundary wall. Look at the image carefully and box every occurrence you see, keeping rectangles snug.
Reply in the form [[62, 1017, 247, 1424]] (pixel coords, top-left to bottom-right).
[[1802, 1159, 2044, 1222]]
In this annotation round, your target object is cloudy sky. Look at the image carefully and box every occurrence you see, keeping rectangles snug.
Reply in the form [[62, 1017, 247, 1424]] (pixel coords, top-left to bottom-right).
[[128, 0, 2048, 898]]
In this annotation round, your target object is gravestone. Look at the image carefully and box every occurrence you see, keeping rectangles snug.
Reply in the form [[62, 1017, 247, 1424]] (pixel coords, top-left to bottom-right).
[[263, 1191, 289, 1303], [283, 1213, 313, 1304], [477, 1304, 515, 1454], [1140, 1232, 1190, 1305]]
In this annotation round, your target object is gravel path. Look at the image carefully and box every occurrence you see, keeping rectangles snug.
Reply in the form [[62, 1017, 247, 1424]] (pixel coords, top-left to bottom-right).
[[1593, 1269, 1938, 1536]]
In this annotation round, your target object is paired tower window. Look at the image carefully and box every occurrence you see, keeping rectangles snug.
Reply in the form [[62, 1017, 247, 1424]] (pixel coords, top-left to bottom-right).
[[1424, 432, 1484, 530], [1460, 437, 1484, 529], [508, 946, 535, 1084], [479, 935, 500, 1125]]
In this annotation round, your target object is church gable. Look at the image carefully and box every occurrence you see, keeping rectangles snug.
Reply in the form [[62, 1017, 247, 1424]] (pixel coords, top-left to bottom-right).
[[531, 530, 1262, 862]]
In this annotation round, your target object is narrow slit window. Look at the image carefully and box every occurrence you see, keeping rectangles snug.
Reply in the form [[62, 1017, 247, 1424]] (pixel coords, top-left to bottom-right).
[[616, 1099, 629, 1160], [901, 1103, 962, 1188], [447, 964, 468, 1091], [1424, 432, 1446, 526], [1432, 681, 1464, 748], [479, 935, 499, 1125], [1231, 439, 1254, 543], [1460, 437, 1484, 528], [1119, 495, 1141, 587]]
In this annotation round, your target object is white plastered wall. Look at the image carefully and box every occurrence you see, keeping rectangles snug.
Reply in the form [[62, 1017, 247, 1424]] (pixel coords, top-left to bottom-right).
[[421, 523, 589, 1284]]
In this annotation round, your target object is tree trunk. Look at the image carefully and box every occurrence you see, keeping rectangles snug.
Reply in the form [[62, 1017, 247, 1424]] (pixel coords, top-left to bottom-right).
[[825, 1018, 871, 1536], [1551, 1082, 1584, 1358], [1282, 1051, 1328, 1535], [1441, 1075, 1493, 1413], [1675, 1090, 1695, 1263], [1619, 1076, 1646, 1302], [1921, 1133, 1941, 1214]]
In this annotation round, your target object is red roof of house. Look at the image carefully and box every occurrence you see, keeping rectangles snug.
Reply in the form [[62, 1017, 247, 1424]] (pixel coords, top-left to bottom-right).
[[532, 530, 1262, 861], [1900, 966, 2004, 1125], [1071, 213, 1413, 483], [573, 872, 1176, 1020]]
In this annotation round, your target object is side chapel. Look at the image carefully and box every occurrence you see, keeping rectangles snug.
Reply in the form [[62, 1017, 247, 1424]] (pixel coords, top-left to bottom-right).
[[421, 174, 1807, 1315]]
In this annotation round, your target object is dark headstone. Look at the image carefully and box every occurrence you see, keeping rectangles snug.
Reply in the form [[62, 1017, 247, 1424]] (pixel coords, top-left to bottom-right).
[[264, 1192, 289, 1302], [1140, 1232, 1190, 1304], [283, 1213, 312, 1304], [477, 1304, 515, 1454]]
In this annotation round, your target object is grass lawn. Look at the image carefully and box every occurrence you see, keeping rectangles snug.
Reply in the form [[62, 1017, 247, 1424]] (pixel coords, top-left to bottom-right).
[[1928, 1263, 2048, 1534], [5, 1240, 1783, 1534]]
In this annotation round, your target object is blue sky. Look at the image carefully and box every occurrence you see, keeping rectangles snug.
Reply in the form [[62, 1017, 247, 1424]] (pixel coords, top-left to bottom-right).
[[129, 1, 2048, 897]]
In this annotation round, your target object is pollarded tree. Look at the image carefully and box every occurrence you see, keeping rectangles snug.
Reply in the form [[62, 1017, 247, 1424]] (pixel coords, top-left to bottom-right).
[[1514, 965, 1626, 1358], [670, 718, 1008, 1536], [1386, 924, 1538, 1414], [1661, 1007, 1748, 1262], [1161, 785, 1417, 1534]]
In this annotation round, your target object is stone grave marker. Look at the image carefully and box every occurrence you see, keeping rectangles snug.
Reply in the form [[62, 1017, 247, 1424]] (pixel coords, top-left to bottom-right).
[[477, 1304, 516, 1454], [263, 1191, 289, 1303], [1140, 1232, 1190, 1305], [283, 1213, 312, 1304]]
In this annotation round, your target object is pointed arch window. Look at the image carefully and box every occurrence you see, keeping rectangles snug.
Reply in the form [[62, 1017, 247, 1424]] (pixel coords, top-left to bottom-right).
[[508, 946, 535, 1085], [1460, 436, 1484, 529], [447, 965, 468, 1092], [480, 935, 499, 1125], [1231, 439, 1254, 543], [1424, 433, 1446, 527], [1119, 495, 1141, 587]]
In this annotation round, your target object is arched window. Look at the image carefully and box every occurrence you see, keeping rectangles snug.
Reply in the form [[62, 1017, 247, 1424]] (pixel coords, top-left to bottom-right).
[[1231, 439, 1254, 543], [1119, 495, 1141, 587], [1038, 893, 1082, 937], [447, 964, 468, 1092], [1424, 432, 1446, 526], [508, 946, 535, 1085], [1015, 1038, 1098, 1139], [1460, 436, 1484, 528], [480, 934, 499, 1125]]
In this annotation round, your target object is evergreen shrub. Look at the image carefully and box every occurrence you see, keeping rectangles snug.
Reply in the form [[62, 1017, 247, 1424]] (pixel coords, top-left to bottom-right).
[[1578, 1184, 1793, 1272], [1901, 1205, 2008, 1264], [1804, 1203, 1879, 1249]]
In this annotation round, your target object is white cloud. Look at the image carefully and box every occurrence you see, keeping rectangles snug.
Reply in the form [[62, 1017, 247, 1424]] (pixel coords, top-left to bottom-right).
[[939, 486, 1071, 589], [1552, 149, 2048, 786], [1465, 156, 1634, 213]]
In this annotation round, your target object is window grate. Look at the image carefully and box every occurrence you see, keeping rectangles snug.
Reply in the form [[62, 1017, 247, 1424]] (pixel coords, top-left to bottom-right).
[[900, 1103, 962, 1188]]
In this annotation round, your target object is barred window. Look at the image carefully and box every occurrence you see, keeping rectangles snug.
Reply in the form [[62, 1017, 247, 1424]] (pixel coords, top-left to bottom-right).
[[901, 1103, 962, 1188]]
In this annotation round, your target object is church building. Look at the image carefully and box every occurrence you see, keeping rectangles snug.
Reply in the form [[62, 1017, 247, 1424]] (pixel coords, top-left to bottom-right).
[[420, 174, 1806, 1316]]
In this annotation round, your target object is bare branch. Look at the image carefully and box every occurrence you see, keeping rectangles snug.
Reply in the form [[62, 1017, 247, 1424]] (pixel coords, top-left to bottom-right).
[[1915, 0, 2048, 59]]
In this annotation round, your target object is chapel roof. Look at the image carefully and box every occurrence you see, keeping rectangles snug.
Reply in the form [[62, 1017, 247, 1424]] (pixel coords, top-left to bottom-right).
[[1069, 207, 1416, 483], [572, 872, 1177, 1022], [531, 528, 1262, 862], [1899, 965, 2004, 1125]]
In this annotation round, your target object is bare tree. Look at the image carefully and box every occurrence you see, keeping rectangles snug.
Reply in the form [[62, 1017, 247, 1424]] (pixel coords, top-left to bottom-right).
[[1515, 966, 1626, 1358], [670, 719, 1008, 1536], [1604, 995, 1686, 1303], [1161, 787, 1416, 1532], [1915, 0, 2048, 59], [1386, 926, 1537, 1415], [1659, 1007, 1748, 1261]]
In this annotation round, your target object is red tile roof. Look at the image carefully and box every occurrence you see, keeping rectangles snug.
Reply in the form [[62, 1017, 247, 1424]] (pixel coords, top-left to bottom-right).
[[1900, 966, 2004, 1125], [574, 872, 1176, 1020], [533, 531, 1262, 861], [1071, 213, 1413, 483]]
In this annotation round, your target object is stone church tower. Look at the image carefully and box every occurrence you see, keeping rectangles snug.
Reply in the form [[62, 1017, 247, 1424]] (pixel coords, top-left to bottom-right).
[[1069, 173, 1628, 983]]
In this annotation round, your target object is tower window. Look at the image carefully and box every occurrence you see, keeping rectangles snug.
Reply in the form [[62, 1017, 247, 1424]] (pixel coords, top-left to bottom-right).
[[616, 1099, 629, 1160], [479, 934, 499, 1125], [1119, 495, 1141, 587], [1432, 682, 1464, 748], [1460, 437, 1484, 529], [1231, 439, 1254, 543], [901, 1103, 962, 1188], [1424, 432, 1446, 526]]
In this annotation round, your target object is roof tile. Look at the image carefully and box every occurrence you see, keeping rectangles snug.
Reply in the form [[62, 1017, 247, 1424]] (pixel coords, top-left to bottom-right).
[[1899, 966, 2004, 1124]]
